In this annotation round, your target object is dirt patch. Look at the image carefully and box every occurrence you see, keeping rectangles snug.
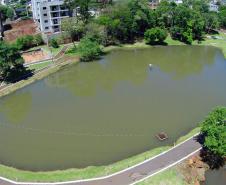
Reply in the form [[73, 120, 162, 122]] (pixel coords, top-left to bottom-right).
[[4, 19, 39, 42], [22, 49, 50, 63], [178, 155, 209, 184]]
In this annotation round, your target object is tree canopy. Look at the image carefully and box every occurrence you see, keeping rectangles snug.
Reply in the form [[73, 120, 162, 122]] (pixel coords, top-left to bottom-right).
[[201, 107, 226, 157], [0, 41, 28, 82]]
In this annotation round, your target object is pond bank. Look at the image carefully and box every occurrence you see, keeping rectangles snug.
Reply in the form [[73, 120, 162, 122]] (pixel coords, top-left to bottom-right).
[[0, 55, 79, 98], [0, 127, 200, 183], [1, 33, 225, 98]]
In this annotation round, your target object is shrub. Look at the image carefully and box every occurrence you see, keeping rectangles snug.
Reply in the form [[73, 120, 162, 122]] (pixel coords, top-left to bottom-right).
[[77, 36, 102, 62], [33, 34, 43, 46], [49, 38, 59, 48], [144, 28, 167, 44], [16, 35, 34, 50], [15, 35, 43, 50]]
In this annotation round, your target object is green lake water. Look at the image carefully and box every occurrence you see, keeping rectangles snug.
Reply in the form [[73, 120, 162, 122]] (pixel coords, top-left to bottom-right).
[[0, 46, 226, 171]]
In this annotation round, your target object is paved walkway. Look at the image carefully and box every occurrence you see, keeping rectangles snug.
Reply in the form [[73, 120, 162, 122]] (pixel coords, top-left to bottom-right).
[[0, 135, 201, 185]]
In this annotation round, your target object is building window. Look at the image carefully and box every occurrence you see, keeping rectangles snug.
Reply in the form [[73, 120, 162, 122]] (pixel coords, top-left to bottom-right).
[[44, 20, 48, 23], [45, 27, 49, 30], [43, 13, 47, 16], [53, 19, 58, 24], [43, 7, 47, 10]]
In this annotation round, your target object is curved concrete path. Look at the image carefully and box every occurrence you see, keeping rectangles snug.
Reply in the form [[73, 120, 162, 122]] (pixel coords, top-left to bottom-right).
[[0, 135, 201, 185]]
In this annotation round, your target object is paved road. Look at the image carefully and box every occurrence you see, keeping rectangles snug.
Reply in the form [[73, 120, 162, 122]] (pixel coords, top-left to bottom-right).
[[0, 135, 201, 185]]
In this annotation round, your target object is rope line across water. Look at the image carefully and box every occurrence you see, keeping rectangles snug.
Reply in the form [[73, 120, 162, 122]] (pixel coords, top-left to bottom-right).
[[0, 122, 145, 137]]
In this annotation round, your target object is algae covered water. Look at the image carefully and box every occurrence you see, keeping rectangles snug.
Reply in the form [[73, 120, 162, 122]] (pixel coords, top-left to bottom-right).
[[0, 46, 226, 171]]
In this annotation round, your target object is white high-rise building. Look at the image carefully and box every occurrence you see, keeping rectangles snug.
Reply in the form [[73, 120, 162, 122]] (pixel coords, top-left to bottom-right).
[[31, 0, 69, 33]]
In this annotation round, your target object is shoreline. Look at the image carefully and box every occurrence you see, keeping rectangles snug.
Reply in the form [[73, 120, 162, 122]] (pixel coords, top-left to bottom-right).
[[1, 34, 225, 98], [0, 127, 200, 183], [0, 34, 225, 183]]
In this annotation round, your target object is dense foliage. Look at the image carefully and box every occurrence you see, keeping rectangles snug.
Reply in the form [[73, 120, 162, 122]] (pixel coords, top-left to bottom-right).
[[63, 0, 226, 46], [0, 41, 28, 82], [201, 107, 226, 157], [77, 36, 102, 62], [219, 6, 226, 28], [0, 5, 14, 20], [61, 17, 85, 43], [49, 38, 59, 48], [144, 28, 167, 44], [15, 35, 44, 50]]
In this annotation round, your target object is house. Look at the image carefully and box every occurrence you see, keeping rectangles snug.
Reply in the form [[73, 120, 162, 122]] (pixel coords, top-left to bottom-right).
[[31, 0, 69, 33]]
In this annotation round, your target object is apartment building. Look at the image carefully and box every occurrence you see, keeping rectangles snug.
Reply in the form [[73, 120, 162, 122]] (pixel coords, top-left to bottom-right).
[[31, 0, 69, 33]]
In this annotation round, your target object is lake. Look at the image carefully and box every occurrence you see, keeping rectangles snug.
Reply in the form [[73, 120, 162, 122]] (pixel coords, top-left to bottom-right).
[[0, 46, 226, 171]]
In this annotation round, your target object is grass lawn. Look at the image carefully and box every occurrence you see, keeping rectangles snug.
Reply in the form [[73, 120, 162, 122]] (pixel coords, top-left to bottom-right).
[[27, 61, 52, 71], [0, 128, 199, 182], [138, 166, 187, 185]]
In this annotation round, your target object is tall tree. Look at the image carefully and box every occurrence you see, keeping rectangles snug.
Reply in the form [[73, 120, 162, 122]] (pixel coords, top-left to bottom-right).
[[0, 41, 26, 82], [0, 5, 14, 39], [64, 0, 91, 23]]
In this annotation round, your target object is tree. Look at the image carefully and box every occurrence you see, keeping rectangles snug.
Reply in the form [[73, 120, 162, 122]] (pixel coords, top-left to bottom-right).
[[203, 12, 219, 33], [85, 22, 107, 45], [0, 41, 27, 82], [0, 5, 14, 39], [61, 17, 85, 45], [49, 38, 59, 48], [33, 34, 44, 46], [15, 35, 34, 50], [200, 107, 226, 169], [191, 12, 205, 40], [144, 28, 167, 44], [218, 6, 226, 28], [64, 0, 91, 23], [201, 107, 226, 157], [77, 35, 102, 62]]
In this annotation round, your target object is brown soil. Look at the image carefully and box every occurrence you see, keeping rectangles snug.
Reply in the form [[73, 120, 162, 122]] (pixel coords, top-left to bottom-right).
[[178, 155, 209, 185], [22, 50, 50, 63], [4, 19, 39, 42]]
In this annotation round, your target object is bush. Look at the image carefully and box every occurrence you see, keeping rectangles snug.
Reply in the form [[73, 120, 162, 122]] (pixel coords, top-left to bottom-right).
[[33, 34, 43, 46], [49, 38, 59, 48], [15, 35, 43, 50], [16, 35, 34, 50], [144, 28, 167, 44], [77, 36, 102, 62]]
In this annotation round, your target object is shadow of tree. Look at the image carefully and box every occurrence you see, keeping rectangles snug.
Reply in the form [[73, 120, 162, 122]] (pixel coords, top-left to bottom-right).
[[196, 134, 225, 170], [200, 149, 225, 170]]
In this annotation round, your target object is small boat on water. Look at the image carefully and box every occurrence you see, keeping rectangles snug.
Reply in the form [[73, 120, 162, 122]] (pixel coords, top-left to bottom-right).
[[149, 64, 152, 69]]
